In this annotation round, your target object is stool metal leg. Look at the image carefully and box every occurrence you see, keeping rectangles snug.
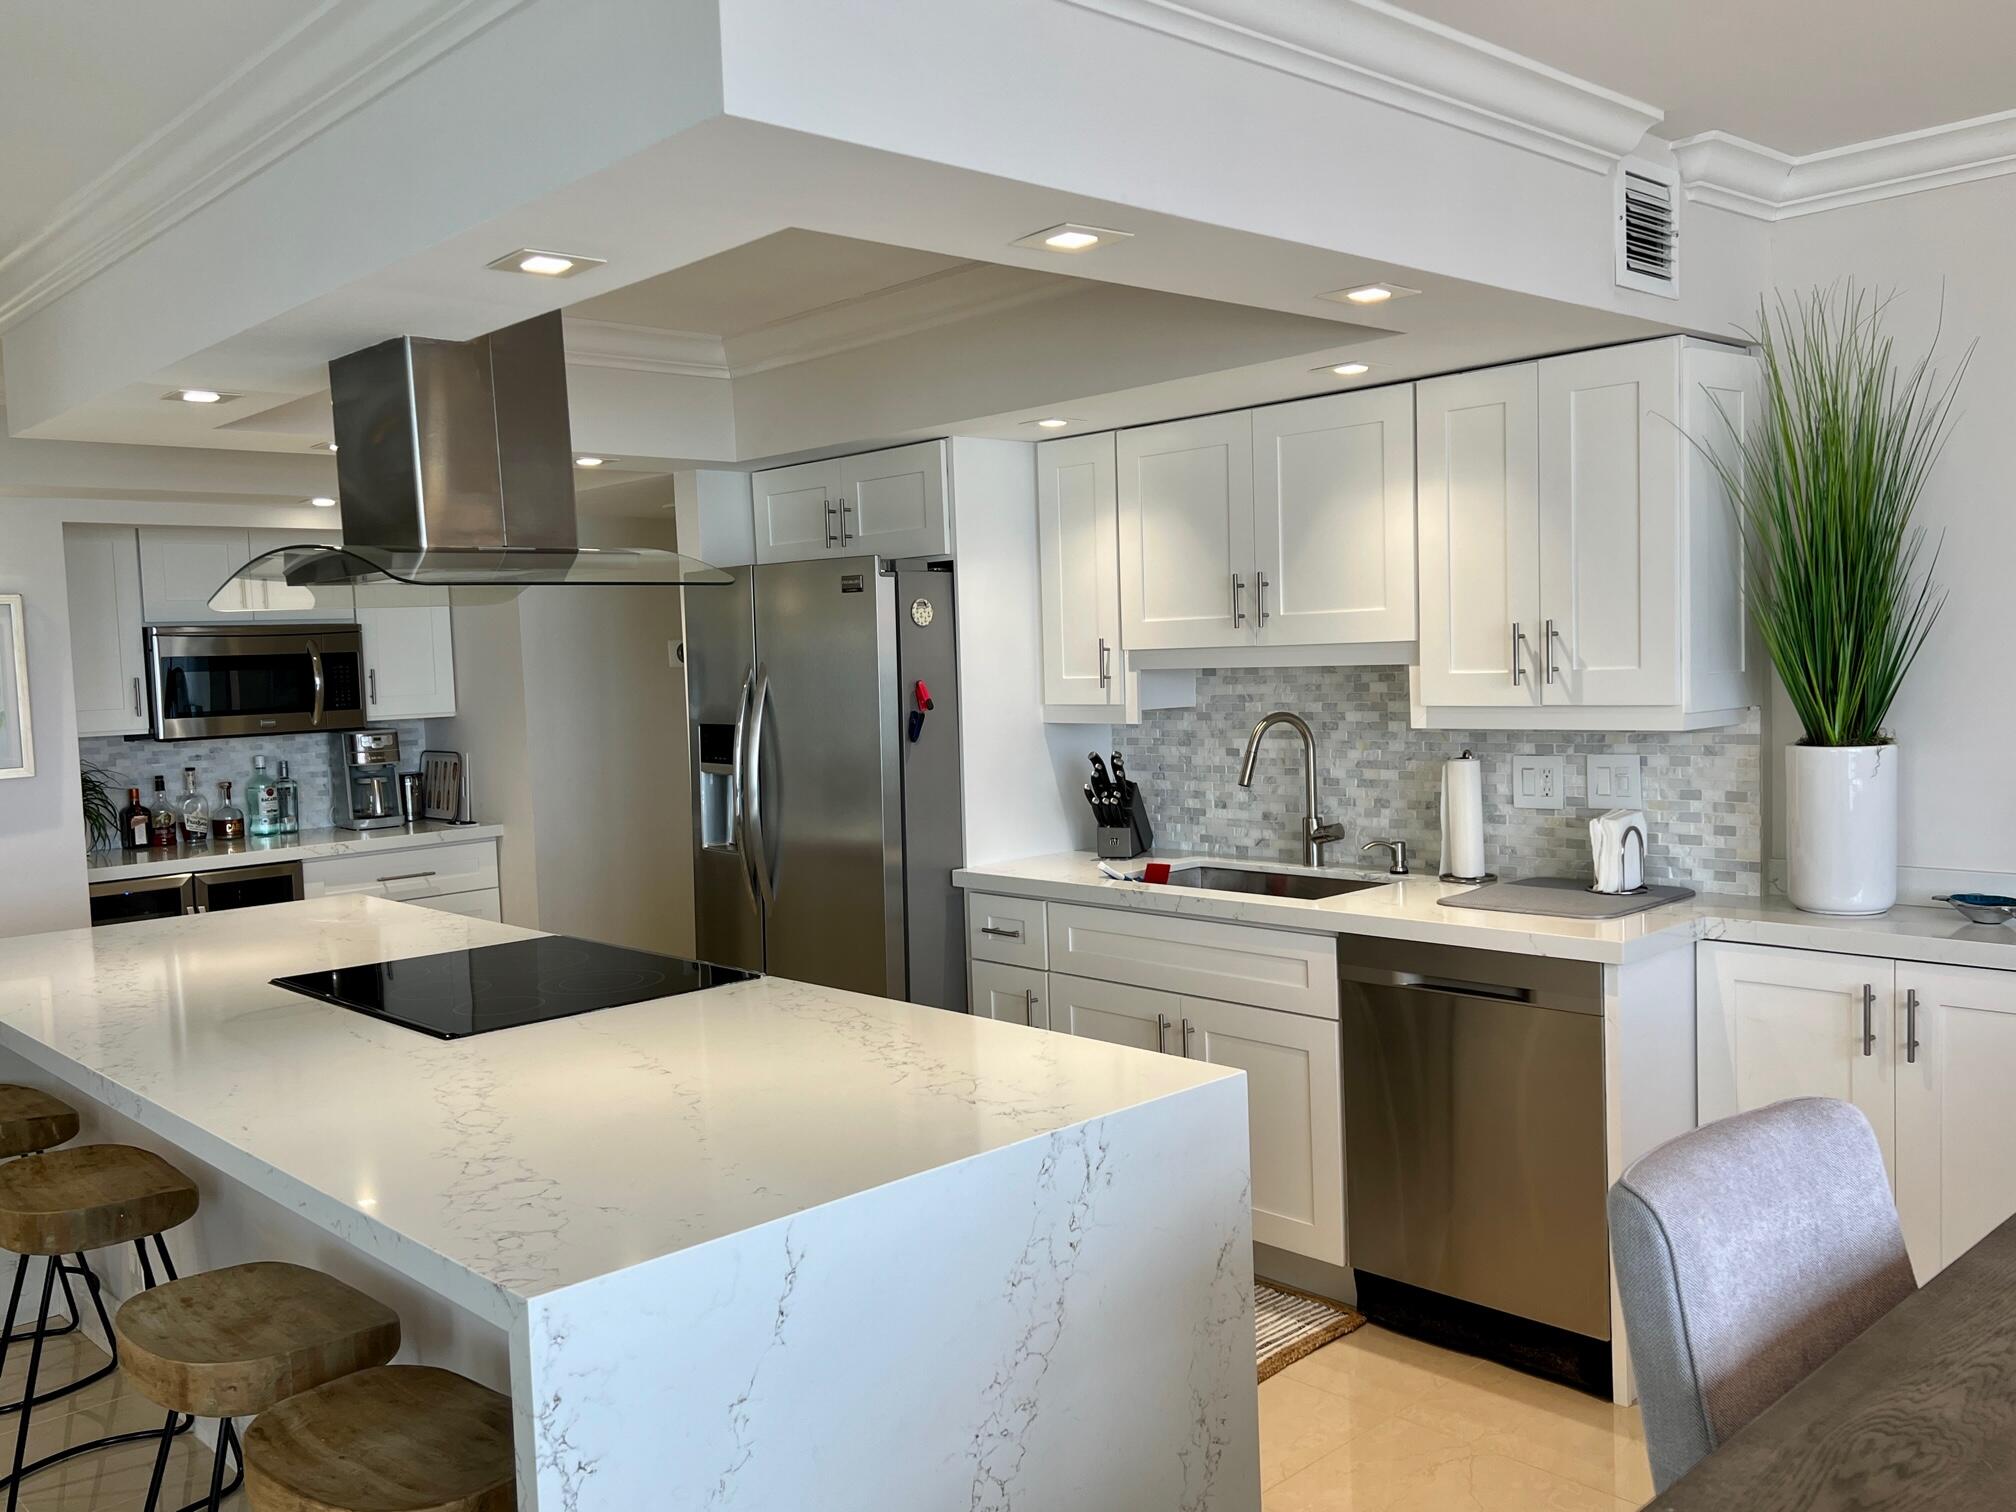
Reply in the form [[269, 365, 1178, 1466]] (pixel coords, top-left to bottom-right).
[[3, 1259, 55, 1512], [143, 1408, 179, 1512]]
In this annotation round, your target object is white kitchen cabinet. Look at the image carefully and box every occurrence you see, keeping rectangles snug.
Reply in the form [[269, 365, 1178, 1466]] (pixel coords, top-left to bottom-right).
[[1894, 962, 2016, 1282], [1035, 433, 1123, 707], [138, 527, 261, 622], [1050, 972, 1178, 1055], [752, 442, 950, 563], [1179, 994, 1346, 1265], [970, 962, 1049, 1030], [406, 888, 503, 922], [63, 526, 148, 736], [1698, 943, 1896, 1180], [1047, 902, 1338, 1019], [1252, 387, 1416, 648], [355, 585, 456, 720], [1416, 337, 1759, 730], [1117, 412, 1254, 650], [302, 838, 498, 901], [248, 528, 351, 622]]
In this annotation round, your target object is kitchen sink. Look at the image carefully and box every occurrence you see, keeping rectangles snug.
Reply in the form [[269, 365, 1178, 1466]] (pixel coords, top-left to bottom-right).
[[1161, 866, 1388, 901]]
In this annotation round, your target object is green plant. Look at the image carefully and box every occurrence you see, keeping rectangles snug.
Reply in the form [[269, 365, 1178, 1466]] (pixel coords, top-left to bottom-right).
[[1698, 283, 1959, 747], [80, 760, 121, 851]]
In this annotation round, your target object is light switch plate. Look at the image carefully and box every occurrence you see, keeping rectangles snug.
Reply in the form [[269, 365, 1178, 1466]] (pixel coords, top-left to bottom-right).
[[1585, 754, 1643, 807], [1511, 754, 1565, 810]]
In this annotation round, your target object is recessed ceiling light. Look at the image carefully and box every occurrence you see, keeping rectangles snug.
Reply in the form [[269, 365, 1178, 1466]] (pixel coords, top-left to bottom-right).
[[1026, 418, 1074, 430], [308, 496, 337, 509], [1319, 283, 1421, 306], [1011, 223, 1134, 254], [163, 388, 234, 404], [486, 247, 607, 278], [310, 441, 338, 453], [1312, 362, 1373, 377], [574, 455, 606, 468]]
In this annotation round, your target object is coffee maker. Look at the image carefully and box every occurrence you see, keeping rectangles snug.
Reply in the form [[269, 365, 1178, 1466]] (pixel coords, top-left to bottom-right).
[[332, 729, 404, 831]]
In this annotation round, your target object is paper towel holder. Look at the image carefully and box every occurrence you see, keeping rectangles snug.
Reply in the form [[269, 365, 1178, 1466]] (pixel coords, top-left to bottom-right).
[[1439, 749, 1497, 884]]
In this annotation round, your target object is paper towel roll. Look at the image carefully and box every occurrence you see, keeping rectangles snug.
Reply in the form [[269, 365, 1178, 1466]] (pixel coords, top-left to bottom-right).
[[1440, 753, 1487, 880]]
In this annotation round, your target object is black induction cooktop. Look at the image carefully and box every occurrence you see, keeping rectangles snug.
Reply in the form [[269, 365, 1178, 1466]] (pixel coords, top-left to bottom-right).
[[272, 936, 757, 1038]]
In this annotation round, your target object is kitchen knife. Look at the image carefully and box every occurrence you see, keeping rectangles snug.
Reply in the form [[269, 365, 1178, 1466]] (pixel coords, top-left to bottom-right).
[[1110, 751, 1127, 788], [1088, 752, 1112, 796]]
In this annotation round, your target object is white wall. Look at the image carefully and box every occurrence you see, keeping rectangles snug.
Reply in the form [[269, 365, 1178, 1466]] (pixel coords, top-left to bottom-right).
[[1768, 175, 2016, 884]]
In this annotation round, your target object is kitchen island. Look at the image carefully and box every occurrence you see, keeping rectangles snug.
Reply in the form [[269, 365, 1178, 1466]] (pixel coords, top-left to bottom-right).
[[0, 896, 1257, 1510]]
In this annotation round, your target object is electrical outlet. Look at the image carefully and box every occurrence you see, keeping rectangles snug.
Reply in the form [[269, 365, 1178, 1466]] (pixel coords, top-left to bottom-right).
[[1511, 754, 1565, 810], [1585, 754, 1643, 807]]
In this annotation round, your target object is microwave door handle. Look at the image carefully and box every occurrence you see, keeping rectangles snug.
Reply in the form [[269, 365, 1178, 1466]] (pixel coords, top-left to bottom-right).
[[306, 640, 325, 726], [731, 670, 759, 905]]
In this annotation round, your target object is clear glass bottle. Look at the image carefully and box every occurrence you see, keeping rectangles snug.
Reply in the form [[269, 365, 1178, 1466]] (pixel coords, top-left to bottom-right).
[[213, 780, 246, 842], [275, 759, 300, 834], [148, 775, 179, 850], [178, 766, 211, 847], [247, 754, 282, 837]]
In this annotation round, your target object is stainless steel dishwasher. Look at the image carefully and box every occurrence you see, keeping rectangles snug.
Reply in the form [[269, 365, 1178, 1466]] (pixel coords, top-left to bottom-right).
[[1341, 936, 1610, 1388]]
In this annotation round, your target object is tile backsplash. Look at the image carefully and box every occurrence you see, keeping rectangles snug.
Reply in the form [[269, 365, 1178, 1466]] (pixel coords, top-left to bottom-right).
[[79, 722, 432, 846], [1112, 666, 1761, 894]]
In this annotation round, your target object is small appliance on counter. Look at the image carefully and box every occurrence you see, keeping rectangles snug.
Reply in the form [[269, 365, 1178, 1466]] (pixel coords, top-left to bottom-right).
[[420, 749, 476, 824], [332, 729, 404, 831], [1084, 751, 1153, 860]]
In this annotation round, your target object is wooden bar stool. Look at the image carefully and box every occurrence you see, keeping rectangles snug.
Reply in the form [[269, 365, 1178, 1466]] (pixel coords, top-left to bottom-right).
[[115, 1260, 402, 1512], [0, 1087, 86, 1355], [0, 1143, 199, 1510], [244, 1365, 514, 1512]]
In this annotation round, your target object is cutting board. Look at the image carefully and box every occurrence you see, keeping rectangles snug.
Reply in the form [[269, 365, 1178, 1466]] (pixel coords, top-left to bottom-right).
[[1437, 877, 1695, 920]]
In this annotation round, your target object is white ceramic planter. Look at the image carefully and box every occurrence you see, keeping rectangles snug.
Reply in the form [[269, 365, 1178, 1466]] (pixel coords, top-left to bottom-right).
[[1786, 743, 1899, 915]]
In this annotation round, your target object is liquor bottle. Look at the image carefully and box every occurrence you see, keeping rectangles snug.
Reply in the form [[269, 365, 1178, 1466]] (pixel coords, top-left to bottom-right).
[[247, 754, 282, 837], [119, 787, 150, 851], [275, 759, 300, 834], [148, 775, 179, 849], [213, 781, 246, 842], [178, 767, 211, 847]]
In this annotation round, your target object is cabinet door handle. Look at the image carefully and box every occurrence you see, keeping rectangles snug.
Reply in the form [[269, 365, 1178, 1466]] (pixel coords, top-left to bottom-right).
[[1181, 1017, 1196, 1055], [1231, 574, 1245, 628], [1861, 983, 1877, 1057], [368, 667, 378, 705], [1906, 987, 1921, 1064], [1097, 637, 1112, 687], [824, 499, 840, 549], [1511, 621, 1526, 685], [1024, 988, 1039, 1022], [1256, 572, 1270, 628], [980, 924, 1023, 940], [377, 870, 438, 884], [132, 676, 142, 717], [840, 500, 854, 545], [1544, 618, 1561, 684], [1157, 1012, 1171, 1053]]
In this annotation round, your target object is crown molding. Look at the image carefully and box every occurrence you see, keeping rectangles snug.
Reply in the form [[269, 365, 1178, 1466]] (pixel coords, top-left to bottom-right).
[[1674, 112, 2016, 221], [563, 320, 730, 379], [1059, 0, 1662, 172], [0, 0, 531, 333]]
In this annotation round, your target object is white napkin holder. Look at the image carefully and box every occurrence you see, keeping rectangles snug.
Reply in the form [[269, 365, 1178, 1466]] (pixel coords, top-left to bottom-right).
[[1589, 809, 1647, 894]]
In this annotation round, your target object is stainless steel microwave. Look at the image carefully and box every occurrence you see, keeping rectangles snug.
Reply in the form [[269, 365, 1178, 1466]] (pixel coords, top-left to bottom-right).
[[144, 624, 366, 740]]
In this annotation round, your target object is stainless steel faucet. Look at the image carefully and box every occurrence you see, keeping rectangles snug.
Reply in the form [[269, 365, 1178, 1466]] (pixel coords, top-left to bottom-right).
[[1237, 710, 1345, 867]]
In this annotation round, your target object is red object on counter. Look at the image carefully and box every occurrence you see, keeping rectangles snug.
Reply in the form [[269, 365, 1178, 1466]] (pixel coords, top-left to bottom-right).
[[1142, 861, 1171, 884]]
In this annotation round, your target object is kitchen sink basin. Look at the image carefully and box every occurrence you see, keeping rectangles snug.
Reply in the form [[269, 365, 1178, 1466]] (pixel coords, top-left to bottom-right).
[[1161, 866, 1388, 901]]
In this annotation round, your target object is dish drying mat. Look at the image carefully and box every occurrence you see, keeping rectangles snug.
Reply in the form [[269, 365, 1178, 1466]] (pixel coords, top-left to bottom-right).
[[1438, 877, 1696, 919]]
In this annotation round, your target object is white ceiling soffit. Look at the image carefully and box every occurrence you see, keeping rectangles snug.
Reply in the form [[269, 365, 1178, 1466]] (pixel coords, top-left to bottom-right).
[[1060, 0, 1664, 172], [0, 0, 531, 332], [1673, 113, 2016, 221], [562, 321, 731, 379]]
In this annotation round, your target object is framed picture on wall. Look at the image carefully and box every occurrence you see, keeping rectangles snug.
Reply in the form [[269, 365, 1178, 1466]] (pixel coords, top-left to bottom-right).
[[0, 595, 32, 780]]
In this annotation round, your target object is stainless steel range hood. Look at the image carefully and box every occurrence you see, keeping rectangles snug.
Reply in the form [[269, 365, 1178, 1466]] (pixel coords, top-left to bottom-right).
[[213, 311, 728, 608]]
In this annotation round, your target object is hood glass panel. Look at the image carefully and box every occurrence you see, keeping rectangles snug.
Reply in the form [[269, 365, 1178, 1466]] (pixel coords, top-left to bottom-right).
[[210, 543, 736, 609]]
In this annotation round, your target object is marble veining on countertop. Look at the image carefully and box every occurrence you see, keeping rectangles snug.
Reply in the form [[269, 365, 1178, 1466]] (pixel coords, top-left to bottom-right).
[[85, 821, 505, 881], [955, 851, 2016, 970], [0, 896, 1233, 1324]]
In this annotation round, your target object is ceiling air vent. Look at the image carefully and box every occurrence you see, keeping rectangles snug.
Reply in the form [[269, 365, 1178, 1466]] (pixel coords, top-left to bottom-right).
[[1614, 161, 1679, 299]]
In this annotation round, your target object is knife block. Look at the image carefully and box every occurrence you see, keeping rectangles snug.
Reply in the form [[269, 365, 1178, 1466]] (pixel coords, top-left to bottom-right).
[[1097, 805, 1154, 860]]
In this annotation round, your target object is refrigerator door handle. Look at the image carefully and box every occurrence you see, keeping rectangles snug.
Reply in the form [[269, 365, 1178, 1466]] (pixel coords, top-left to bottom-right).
[[744, 667, 779, 908], [730, 670, 759, 904]]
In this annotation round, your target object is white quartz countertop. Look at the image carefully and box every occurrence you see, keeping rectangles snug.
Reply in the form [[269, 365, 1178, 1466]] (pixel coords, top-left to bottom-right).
[[955, 851, 2016, 970], [0, 896, 1232, 1325], [85, 822, 504, 881]]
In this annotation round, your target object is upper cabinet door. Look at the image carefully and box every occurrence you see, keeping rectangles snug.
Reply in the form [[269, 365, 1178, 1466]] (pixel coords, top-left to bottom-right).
[[1538, 342, 1681, 707], [138, 526, 259, 622], [753, 459, 842, 563], [1035, 433, 1123, 706], [837, 440, 948, 558], [354, 585, 457, 720], [64, 526, 149, 737], [248, 528, 352, 622], [1682, 344, 1760, 715], [1254, 386, 1417, 647], [1415, 366, 1541, 706], [1117, 412, 1255, 650]]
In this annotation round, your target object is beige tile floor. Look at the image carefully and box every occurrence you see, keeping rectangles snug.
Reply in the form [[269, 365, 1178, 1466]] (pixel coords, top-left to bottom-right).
[[1262, 1325, 1653, 1511], [0, 1332, 238, 1509]]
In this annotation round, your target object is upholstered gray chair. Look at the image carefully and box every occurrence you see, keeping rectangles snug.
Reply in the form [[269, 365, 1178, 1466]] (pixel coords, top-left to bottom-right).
[[1609, 1097, 1917, 1492]]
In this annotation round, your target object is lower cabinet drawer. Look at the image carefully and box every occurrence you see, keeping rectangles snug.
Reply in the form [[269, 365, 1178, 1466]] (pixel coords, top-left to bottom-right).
[[1047, 903, 1339, 1019], [970, 961, 1047, 1029], [966, 892, 1048, 969], [403, 888, 502, 922], [302, 840, 498, 903]]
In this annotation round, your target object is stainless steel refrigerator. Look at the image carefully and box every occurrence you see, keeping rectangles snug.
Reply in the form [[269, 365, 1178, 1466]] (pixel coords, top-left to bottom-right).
[[683, 556, 966, 1011]]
